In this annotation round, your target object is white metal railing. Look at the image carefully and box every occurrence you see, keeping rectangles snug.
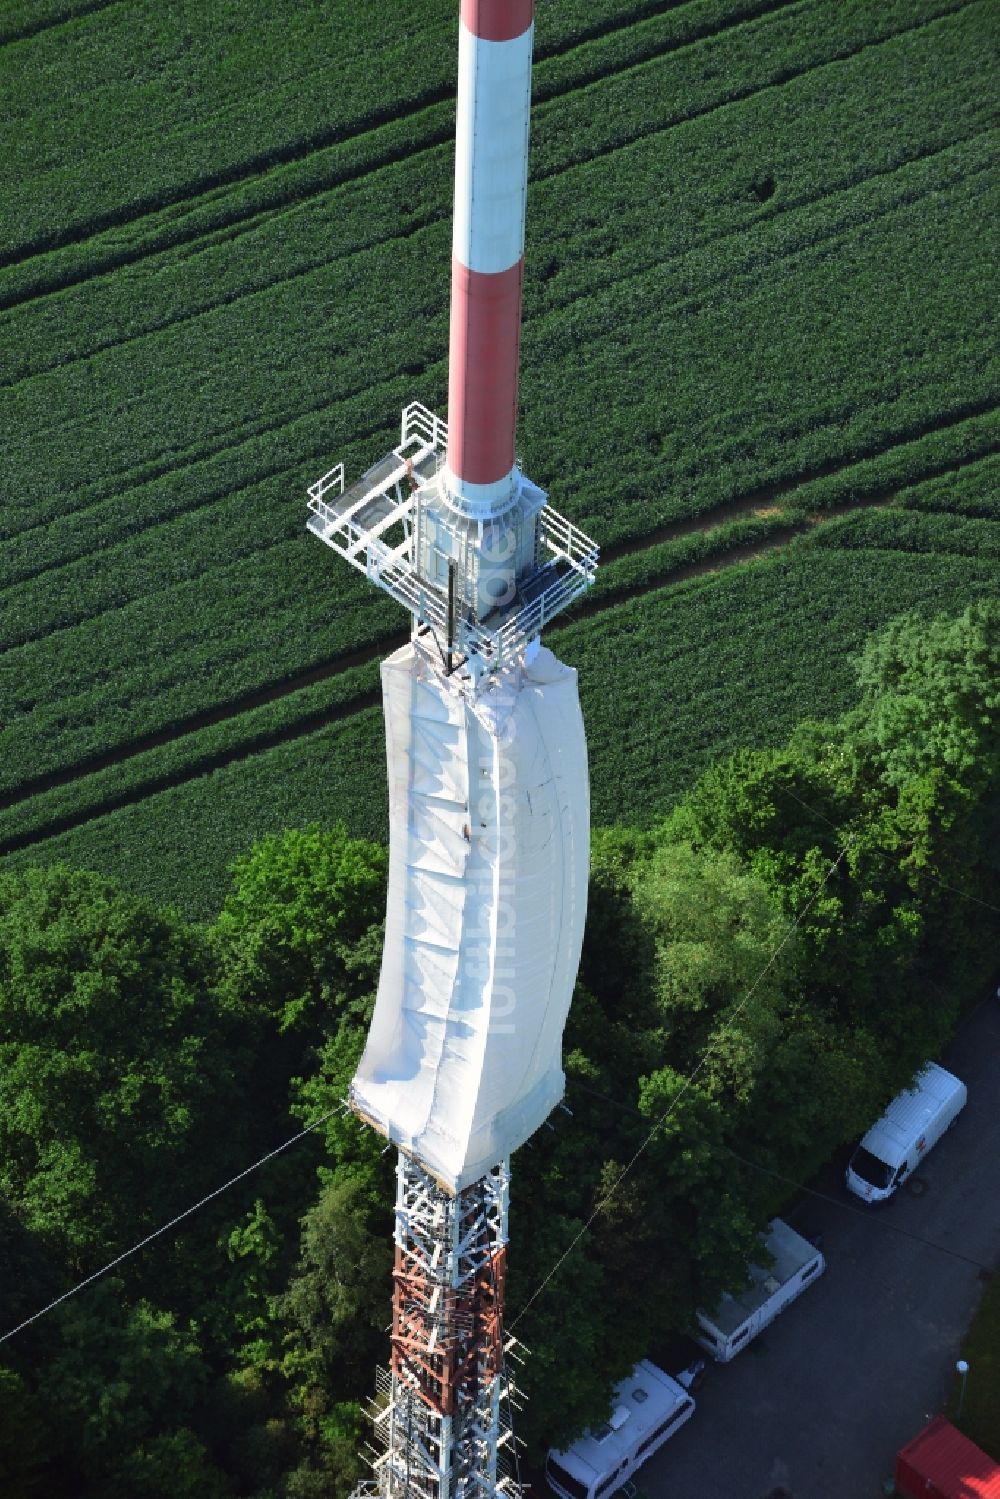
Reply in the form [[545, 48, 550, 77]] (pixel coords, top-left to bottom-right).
[[307, 402, 598, 674], [307, 461, 344, 505], [400, 399, 448, 455], [308, 492, 415, 575], [539, 510, 600, 581], [488, 559, 593, 659], [310, 495, 596, 671]]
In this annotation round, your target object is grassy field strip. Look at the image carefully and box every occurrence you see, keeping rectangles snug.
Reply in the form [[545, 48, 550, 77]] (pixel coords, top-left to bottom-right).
[[0, 0, 888, 326], [0, 345, 434, 544], [0, 0, 459, 262], [602, 411, 1000, 553], [5, 410, 996, 822], [0, 386, 993, 811], [2, 437, 994, 853], [0, 156, 452, 388], [570, 551, 999, 831], [589, 440, 1000, 602], [0, 0, 795, 272], [1, 435, 991, 849], [533, 126, 996, 331], [588, 432, 1000, 598], [4, 227, 448, 457], [6, 0, 727, 172], [0, 390, 992, 807], [0, 0, 869, 380], [7, 0, 977, 350], [0, 0, 122, 47], [896, 451, 1000, 520], [0, 373, 426, 586], [1, 128, 986, 615], [0, 0, 973, 375], [0, 463, 320, 653], [0, 538, 399, 799], [3, 109, 992, 554], [5, 545, 994, 920], [4, 107, 989, 416], [530, 0, 972, 186], [3, 11, 991, 548], [0, 660, 385, 854], [0, 204, 991, 800], [0, 96, 454, 314], [0, 703, 389, 918], [798, 509, 1000, 563], [531, 180, 998, 543], [947, 1269, 1000, 1462]]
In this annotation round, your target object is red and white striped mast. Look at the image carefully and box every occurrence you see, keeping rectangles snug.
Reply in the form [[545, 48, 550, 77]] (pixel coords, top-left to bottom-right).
[[307, 5, 597, 1498], [445, 0, 534, 517]]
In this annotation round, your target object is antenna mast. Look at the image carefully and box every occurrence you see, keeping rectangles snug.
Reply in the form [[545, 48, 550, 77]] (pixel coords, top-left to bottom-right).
[[306, 5, 598, 1495]]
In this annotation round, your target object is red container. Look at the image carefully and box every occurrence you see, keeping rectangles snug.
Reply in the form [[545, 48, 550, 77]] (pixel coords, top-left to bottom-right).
[[895, 1416, 1000, 1499]]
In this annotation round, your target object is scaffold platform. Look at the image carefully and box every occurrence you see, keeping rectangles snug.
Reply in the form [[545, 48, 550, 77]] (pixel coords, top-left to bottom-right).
[[307, 402, 598, 675]]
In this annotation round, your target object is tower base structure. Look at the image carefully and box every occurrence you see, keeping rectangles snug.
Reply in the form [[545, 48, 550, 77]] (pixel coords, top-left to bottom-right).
[[355, 1152, 524, 1499]]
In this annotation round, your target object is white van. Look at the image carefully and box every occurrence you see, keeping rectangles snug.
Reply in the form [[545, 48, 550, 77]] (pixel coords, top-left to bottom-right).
[[545, 1360, 695, 1499], [693, 1217, 825, 1363], [846, 1061, 967, 1203]]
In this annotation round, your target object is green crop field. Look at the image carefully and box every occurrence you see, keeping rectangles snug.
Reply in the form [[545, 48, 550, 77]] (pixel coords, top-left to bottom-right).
[[1, 0, 997, 916]]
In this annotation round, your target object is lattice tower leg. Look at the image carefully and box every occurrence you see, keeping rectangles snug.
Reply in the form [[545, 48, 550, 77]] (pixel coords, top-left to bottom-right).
[[354, 1153, 520, 1499]]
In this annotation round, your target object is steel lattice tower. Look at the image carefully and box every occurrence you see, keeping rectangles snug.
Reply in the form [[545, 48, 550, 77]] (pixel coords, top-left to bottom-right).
[[306, 5, 596, 1496]]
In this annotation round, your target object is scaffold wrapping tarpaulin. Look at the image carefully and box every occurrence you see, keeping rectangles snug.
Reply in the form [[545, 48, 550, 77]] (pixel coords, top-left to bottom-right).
[[350, 640, 589, 1191]]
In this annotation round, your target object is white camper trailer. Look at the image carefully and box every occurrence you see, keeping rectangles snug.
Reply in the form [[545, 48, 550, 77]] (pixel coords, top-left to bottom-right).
[[846, 1061, 967, 1204], [545, 1360, 695, 1499], [693, 1217, 825, 1363]]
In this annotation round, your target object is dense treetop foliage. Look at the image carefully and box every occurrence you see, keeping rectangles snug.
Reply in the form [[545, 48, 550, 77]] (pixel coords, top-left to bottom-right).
[[0, 603, 997, 1495]]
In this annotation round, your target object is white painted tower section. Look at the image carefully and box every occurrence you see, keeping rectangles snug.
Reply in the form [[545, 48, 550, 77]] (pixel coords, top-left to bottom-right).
[[451, 21, 532, 276]]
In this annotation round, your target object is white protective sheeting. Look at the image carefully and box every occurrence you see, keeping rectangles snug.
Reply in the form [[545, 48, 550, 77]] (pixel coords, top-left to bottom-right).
[[351, 641, 589, 1192]]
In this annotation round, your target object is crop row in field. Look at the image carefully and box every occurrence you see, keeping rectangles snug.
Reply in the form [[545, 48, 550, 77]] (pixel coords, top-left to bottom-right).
[[896, 451, 1000, 521], [803, 509, 1000, 564], [3, 13, 992, 552], [0, 660, 383, 852], [5, 343, 994, 664], [0, 511, 805, 852], [6, 542, 995, 919], [3, 434, 996, 855], [5, 1, 984, 523], [0, 0, 781, 316], [0, 527, 394, 800], [2, 0, 456, 263], [1, 0, 797, 269], [530, 164, 999, 546], [571, 548, 998, 829], [1, 0, 995, 910], [19, 422, 995, 815], [1, 394, 995, 809], [590, 419, 1000, 593], [1, 0, 971, 349], [3, 14, 991, 637], [0, 0, 115, 47]]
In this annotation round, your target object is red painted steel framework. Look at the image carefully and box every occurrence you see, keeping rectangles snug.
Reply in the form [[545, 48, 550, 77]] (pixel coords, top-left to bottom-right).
[[392, 1239, 507, 1417], [356, 1156, 522, 1499]]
